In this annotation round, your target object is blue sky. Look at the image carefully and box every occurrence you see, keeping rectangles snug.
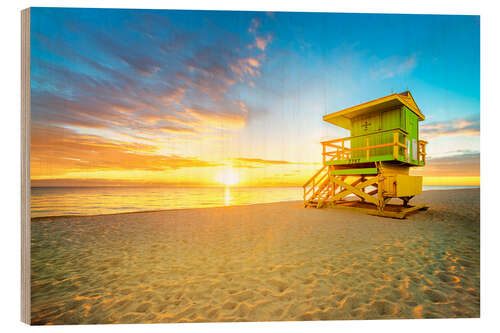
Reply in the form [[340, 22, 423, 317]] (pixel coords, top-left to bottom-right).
[[29, 8, 480, 185]]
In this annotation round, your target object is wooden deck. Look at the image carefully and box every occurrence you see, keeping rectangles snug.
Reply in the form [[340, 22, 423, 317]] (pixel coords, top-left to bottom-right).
[[321, 129, 426, 167], [327, 201, 428, 219]]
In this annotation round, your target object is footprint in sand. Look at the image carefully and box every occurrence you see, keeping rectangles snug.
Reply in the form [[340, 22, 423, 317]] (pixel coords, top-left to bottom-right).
[[437, 272, 461, 285], [370, 300, 398, 316], [267, 278, 289, 293], [424, 289, 448, 303]]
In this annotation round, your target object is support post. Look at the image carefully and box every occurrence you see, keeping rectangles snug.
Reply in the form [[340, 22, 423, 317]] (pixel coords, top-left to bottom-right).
[[404, 135, 408, 161], [360, 175, 366, 202], [422, 142, 426, 163], [341, 140, 345, 160], [366, 136, 370, 161], [393, 131, 399, 160], [377, 174, 384, 211]]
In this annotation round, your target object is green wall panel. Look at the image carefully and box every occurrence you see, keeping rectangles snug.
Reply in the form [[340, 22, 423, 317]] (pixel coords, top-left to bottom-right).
[[348, 106, 417, 163]]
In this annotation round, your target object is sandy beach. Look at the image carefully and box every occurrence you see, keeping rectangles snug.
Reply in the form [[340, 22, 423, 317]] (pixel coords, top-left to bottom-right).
[[30, 188, 480, 324]]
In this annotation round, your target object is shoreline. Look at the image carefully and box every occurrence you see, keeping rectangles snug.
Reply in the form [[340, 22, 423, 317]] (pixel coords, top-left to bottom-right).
[[31, 199, 304, 221], [31, 188, 480, 221]]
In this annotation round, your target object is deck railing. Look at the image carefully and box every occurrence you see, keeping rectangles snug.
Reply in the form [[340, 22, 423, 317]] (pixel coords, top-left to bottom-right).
[[418, 140, 427, 164], [321, 129, 427, 165]]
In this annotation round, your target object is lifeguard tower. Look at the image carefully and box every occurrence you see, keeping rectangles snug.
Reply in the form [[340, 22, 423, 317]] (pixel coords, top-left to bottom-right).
[[303, 91, 428, 218]]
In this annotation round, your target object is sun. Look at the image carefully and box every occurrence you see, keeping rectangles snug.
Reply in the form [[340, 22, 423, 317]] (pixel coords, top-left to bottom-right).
[[216, 168, 240, 186]]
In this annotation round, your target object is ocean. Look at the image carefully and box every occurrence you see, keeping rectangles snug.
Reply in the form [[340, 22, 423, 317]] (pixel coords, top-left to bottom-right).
[[30, 185, 479, 218]]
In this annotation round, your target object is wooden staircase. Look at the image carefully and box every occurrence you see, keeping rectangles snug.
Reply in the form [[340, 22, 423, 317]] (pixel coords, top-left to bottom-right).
[[303, 165, 333, 208]]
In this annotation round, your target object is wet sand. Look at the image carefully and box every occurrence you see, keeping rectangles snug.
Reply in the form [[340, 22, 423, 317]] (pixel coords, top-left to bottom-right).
[[30, 189, 480, 324]]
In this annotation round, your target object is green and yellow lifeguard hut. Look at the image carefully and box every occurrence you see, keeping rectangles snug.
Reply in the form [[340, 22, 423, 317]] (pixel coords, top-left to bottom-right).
[[303, 91, 428, 218]]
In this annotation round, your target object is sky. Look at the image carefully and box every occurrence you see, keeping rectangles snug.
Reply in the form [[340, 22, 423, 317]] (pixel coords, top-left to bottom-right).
[[30, 8, 480, 187]]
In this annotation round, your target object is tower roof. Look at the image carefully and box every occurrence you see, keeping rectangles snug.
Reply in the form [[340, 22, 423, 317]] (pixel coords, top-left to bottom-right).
[[323, 91, 425, 130]]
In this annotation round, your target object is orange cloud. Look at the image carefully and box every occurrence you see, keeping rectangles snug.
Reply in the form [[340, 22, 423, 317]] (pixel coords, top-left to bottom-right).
[[230, 157, 320, 169], [164, 85, 187, 104], [232, 157, 294, 166], [247, 57, 260, 67], [411, 152, 479, 177], [248, 18, 260, 33], [184, 104, 248, 131], [30, 125, 223, 179], [255, 34, 273, 51], [230, 57, 261, 79], [157, 125, 198, 134], [246, 15, 273, 51], [420, 116, 479, 139]]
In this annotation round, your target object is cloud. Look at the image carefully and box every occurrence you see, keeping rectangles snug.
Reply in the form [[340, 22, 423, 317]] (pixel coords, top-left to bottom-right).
[[30, 10, 277, 180], [248, 18, 260, 33], [370, 53, 418, 79], [184, 102, 248, 131], [230, 57, 262, 79], [30, 13, 273, 140], [254, 34, 273, 51], [230, 157, 318, 168], [157, 125, 198, 134], [420, 115, 480, 139], [231, 157, 293, 168], [67, 19, 165, 76], [247, 15, 273, 51], [31, 178, 143, 187], [412, 151, 480, 177], [31, 125, 223, 178]]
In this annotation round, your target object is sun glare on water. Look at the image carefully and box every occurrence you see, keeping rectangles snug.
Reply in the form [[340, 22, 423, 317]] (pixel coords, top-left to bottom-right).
[[216, 168, 240, 186]]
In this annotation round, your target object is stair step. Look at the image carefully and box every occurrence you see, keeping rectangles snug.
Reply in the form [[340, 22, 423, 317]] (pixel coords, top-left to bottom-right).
[[303, 165, 333, 208]]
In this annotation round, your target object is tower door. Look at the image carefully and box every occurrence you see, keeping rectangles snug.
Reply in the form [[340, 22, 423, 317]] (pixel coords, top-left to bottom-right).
[[406, 112, 418, 163]]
